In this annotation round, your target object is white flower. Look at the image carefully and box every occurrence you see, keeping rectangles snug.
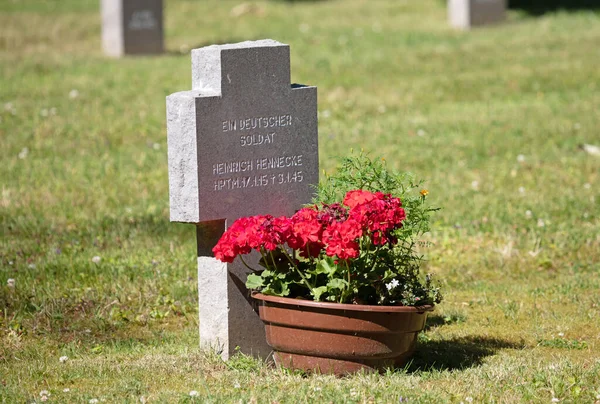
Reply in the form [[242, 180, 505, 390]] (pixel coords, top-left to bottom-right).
[[92, 256, 101, 264], [139, 396, 146, 403], [40, 390, 50, 396], [63, 388, 70, 392], [320, 110, 331, 119], [7, 278, 15, 288], [517, 154, 526, 163], [465, 397, 473, 403], [518, 186, 526, 195], [89, 399, 99, 404], [18, 147, 29, 159], [28, 264, 36, 269], [558, 332, 564, 337], [314, 387, 322, 391], [551, 398, 559, 403], [386, 279, 399, 291], [40, 108, 49, 117], [189, 391, 199, 397], [59, 355, 69, 363], [69, 89, 79, 99], [41, 395, 49, 402], [350, 388, 358, 397], [537, 219, 545, 228], [471, 180, 479, 190], [525, 210, 532, 219], [584, 183, 591, 189], [582, 144, 600, 157], [417, 129, 426, 137], [233, 381, 241, 389]]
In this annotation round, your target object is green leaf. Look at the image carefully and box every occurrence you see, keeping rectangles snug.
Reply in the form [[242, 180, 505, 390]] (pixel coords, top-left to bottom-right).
[[327, 278, 348, 292], [314, 257, 337, 275], [245, 273, 264, 290], [383, 269, 396, 280], [311, 286, 328, 301], [261, 270, 274, 278], [262, 279, 290, 297]]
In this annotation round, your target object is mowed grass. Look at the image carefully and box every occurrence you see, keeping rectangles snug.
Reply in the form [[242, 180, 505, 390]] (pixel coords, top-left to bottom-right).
[[1, 0, 599, 402]]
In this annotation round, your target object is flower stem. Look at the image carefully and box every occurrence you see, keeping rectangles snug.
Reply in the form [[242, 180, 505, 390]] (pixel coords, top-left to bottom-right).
[[280, 248, 314, 292], [239, 255, 256, 272], [269, 250, 279, 272]]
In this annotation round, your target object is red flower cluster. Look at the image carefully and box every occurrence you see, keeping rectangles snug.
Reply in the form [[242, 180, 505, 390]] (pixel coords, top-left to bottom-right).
[[212, 190, 406, 263], [212, 215, 290, 263], [346, 190, 406, 245]]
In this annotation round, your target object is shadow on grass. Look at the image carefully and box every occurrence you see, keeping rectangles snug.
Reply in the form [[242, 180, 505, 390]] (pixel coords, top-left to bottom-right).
[[405, 335, 525, 372], [423, 314, 448, 330], [509, 0, 600, 16], [4, 211, 180, 252], [423, 313, 468, 332]]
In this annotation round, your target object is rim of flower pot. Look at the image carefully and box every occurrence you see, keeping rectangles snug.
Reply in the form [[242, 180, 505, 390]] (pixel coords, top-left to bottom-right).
[[252, 292, 434, 313]]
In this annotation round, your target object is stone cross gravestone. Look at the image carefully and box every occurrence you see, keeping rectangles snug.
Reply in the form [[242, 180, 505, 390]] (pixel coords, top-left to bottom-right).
[[101, 0, 164, 57], [166, 40, 319, 359], [448, 0, 506, 29]]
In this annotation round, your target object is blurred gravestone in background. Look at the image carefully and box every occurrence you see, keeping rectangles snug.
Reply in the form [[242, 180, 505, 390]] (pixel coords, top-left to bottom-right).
[[101, 0, 164, 57], [448, 0, 506, 29]]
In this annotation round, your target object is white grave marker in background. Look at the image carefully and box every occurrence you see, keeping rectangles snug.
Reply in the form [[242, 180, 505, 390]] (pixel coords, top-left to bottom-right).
[[449, 0, 506, 29], [101, 0, 164, 57]]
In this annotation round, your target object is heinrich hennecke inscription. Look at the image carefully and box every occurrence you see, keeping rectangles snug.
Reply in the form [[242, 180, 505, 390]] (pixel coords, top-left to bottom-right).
[[448, 0, 506, 29], [101, 0, 164, 57], [166, 40, 318, 359]]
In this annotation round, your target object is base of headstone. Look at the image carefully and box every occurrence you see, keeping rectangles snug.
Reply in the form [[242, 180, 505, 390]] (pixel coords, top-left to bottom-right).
[[101, 0, 164, 57], [196, 221, 271, 359], [448, 0, 506, 29]]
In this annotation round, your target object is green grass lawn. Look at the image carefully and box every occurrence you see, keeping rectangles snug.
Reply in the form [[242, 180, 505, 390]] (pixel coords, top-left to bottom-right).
[[1, 0, 599, 402]]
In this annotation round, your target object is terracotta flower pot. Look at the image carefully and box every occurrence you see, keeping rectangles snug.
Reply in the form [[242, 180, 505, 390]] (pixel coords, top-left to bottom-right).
[[252, 293, 433, 376]]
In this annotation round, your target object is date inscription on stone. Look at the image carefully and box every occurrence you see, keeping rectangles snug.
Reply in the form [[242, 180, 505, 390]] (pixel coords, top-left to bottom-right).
[[212, 112, 304, 192]]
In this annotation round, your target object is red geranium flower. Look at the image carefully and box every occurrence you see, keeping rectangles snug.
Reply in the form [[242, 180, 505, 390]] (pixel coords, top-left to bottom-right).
[[343, 190, 380, 208], [322, 218, 362, 260]]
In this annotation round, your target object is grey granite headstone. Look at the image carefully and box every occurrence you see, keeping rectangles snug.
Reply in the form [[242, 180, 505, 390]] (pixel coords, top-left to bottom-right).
[[101, 0, 164, 57], [166, 40, 318, 359], [448, 0, 506, 29]]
